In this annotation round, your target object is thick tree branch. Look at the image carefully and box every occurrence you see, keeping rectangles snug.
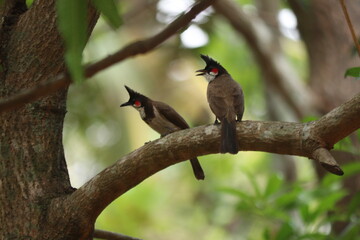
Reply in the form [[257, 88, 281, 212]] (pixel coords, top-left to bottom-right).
[[311, 93, 360, 146], [57, 92, 360, 224], [0, 0, 215, 114]]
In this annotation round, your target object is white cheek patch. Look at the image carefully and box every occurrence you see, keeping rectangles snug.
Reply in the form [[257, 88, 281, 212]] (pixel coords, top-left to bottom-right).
[[135, 106, 146, 119], [204, 73, 216, 82]]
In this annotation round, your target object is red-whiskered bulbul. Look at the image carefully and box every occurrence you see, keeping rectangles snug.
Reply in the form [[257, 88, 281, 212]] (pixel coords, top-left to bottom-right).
[[196, 54, 244, 154], [120, 86, 205, 180]]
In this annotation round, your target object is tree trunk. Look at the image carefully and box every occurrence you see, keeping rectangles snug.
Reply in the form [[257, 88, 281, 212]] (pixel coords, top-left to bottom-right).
[[0, 1, 98, 239]]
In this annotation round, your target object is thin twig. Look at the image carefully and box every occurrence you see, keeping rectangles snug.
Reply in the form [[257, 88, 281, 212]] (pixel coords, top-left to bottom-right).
[[339, 0, 360, 58], [0, 0, 215, 114], [93, 229, 142, 240]]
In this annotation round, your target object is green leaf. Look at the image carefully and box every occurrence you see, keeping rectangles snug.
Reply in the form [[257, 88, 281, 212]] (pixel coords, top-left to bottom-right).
[[218, 187, 253, 203], [301, 115, 318, 123], [344, 67, 360, 78], [244, 171, 262, 198], [56, 0, 87, 83], [339, 222, 360, 240], [300, 204, 311, 222], [342, 162, 360, 177], [313, 190, 347, 217], [274, 222, 294, 240], [263, 174, 283, 197], [298, 233, 329, 240], [26, 0, 34, 7], [347, 192, 360, 216], [275, 184, 302, 209], [91, 0, 122, 29]]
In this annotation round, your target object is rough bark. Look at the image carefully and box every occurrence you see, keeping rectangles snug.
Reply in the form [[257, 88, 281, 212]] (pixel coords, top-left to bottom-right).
[[0, 0, 98, 239]]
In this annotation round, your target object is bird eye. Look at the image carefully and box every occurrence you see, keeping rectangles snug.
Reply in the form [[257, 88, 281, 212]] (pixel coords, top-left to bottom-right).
[[134, 100, 141, 107], [210, 68, 218, 74]]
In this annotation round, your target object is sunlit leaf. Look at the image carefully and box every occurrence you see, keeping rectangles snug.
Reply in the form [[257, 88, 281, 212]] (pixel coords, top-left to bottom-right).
[[91, 0, 122, 29], [56, 0, 87, 83]]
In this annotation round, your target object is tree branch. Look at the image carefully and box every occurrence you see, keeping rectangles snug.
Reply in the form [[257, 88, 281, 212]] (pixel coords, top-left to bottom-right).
[[60, 92, 360, 223], [311, 93, 360, 146], [0, 0, 215, 114], [93, 229, 142, 240]]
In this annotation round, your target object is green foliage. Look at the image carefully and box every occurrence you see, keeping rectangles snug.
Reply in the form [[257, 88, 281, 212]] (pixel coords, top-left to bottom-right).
[[219, 165, 360, 240], [56, 0, 122, 83], [344, 67, 360, 79], [26, 0, 34, 7], [301, 115, 318, 123], [91, 0, 122, 29], [56, 0, 87, 83]]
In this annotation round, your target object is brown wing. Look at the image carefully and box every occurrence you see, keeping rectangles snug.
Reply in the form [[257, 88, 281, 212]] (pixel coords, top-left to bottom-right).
[[154, 101, 190, 129], [207, 94, 227, 120], [207, 76, 229, 120], [231, 84, 244, 120]]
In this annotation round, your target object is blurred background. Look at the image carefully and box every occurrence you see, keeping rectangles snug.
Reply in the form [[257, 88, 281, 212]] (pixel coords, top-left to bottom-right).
[[63, 0, 360, 239]]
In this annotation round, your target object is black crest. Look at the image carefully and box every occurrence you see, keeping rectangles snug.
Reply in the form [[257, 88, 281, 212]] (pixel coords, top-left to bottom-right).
[[120, 85, 149, 107], [124, 85, 143, 99], [199, 54, 228, 74]]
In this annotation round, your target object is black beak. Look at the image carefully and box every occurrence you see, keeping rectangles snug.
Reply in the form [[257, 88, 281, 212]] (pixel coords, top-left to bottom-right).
[[120, 101, 132, 107], [196, 69, 206, 76]]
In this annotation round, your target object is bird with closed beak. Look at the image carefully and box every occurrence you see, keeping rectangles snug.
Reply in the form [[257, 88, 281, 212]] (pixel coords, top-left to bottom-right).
[[196, 54, 244, 154], [120, 86, 205, 180]]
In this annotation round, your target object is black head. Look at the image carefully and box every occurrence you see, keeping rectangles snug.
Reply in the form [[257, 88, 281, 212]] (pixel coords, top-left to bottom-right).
[[120, 85, 148, 108], [196, 54, 228, 80]]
